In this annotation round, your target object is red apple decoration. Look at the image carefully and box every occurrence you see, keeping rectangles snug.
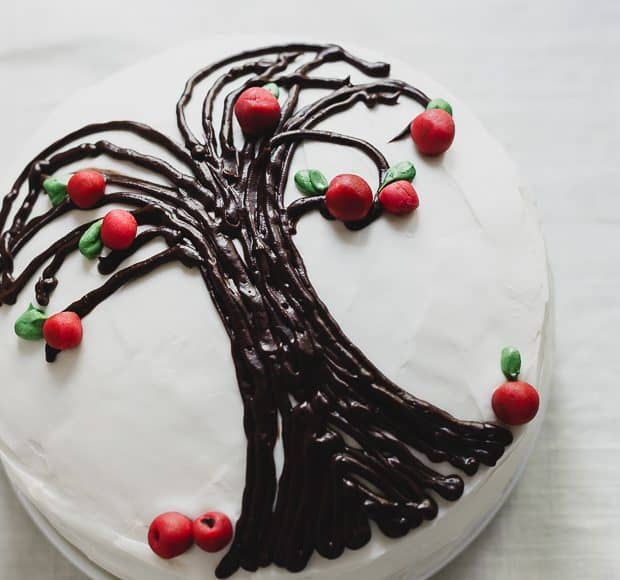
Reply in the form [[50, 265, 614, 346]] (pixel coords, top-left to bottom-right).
[[492, 347, 539, 426], [148, 512, 194, 559], [234, 87, 281, 136], [101, 210, 138, 250], [67, 170, 106, 209], [193, 511, 233, 553], [325, 174, 373, 222], [42, 312, 83, 351], [378, 180, 419, 215], [492, 381, 539, 426], [410, 109, 455, 156]]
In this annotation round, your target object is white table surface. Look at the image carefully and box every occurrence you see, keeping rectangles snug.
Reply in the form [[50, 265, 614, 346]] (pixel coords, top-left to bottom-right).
[[0, 1, 618, 578]]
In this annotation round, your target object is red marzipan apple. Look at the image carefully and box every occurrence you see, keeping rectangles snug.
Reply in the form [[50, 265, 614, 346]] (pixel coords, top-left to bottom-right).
[[193, 511, 233, 553], [325, 174, 373, 222], [148, 512, 193, 559]]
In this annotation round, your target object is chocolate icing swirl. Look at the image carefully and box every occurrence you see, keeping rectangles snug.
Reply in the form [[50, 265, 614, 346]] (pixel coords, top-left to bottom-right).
[[0, 44, 512, 577]]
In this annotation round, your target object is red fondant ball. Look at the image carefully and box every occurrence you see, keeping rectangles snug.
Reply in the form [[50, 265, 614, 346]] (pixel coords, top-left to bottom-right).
[[148, 512, 194, 560], [492, 381, 540, 426], [378, 180, 419, 215], [193, 511, 233, 553], [101, 209, 138, 250], [42, 312, 83, 351], [234, 87, 281, 136], [67, 170, 106, 209], [325, 174, 373, 222], [410, 109, 455, 156]]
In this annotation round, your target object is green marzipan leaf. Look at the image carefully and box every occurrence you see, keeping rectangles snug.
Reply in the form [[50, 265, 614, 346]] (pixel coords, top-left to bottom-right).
[[263, 83, 280, 99], [501, 346, 522, 381], [14, 303, 48, 341], [308, 169, 328, 194], [426, 98, 453, 116], [294, 170, 327, 196], [79, 220, 104, 259], [380, 161, 416, 190], [42, 176, 69, 206]]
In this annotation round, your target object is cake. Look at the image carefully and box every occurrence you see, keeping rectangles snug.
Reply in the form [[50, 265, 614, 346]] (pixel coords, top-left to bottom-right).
[[0, 37, 551, 580]]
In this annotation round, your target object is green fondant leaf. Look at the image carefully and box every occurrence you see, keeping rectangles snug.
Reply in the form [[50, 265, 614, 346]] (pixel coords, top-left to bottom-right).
[[501, 346, 521, 381], [380, 161, 416, 190], [79, 220, 104, 259], [263, 82, 280, 99], [294, 169, 328, 196], [42, 176, 69, 206], [308, 169, 328, 194], [427, 98, 453, 116], [14, 303, 48, 341]]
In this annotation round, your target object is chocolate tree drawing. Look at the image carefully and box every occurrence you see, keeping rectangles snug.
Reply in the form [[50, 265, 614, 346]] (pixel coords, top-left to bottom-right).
[[0, 44, 513, 577]]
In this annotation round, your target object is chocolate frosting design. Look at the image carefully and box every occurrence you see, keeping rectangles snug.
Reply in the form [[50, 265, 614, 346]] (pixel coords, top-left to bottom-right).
[[0, 44, 512, 577]]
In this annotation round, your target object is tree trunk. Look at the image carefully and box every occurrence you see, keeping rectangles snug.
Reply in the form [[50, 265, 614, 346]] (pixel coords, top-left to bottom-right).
[[190, 191, 511, 577]]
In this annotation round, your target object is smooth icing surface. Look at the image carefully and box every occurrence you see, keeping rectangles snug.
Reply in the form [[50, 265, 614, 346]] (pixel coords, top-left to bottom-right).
[[0, 37, 551, 580]]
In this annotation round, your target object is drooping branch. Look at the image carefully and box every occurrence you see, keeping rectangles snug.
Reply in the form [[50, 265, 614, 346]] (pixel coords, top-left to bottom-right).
[[276, 43, 390, 129], [66, 246, 192, 319], [269, 79, 423, 192], [104, 174, 212, 231], [271, 80, 428, 203], [1, 223, 89, 306], [0, 120, 211, 237], [98, 227, 184, 275], [43, 140, 214, 203], [285, 80, 429, 132], [0, 132, 218, 295], [45, 246, 188, 363], [271, 129, 389, 176], [270, 128, 390, 228], [269, 88, 401, 204], [1, 195, 155, 305]]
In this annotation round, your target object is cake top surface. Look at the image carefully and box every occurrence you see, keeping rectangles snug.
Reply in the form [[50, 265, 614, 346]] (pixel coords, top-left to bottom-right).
[[0, 37, 550, 580]]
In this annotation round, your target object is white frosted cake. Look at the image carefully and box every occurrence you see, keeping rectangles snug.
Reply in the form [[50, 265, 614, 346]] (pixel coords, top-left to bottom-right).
[[0, 37, 551, 580]]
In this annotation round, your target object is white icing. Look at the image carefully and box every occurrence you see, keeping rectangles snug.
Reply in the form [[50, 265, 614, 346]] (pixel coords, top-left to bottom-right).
[[0, 37, 551, 580]]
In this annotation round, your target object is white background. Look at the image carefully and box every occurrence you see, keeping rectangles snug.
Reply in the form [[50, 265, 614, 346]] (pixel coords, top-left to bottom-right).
[[0, 1, 618, 579]]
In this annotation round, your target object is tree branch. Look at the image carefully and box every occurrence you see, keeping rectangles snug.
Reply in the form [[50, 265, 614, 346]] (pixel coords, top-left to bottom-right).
[[76, 246, 182, 303], [45, 246, 185, 362], [202, 54, 299, 168], [0, 223, 86, 306], [0, 120, 210, 236], [217, 56, 295, 178], [97, 227, 186, 275], [271, 129, 389, 175], [176, 43, 333, 153]]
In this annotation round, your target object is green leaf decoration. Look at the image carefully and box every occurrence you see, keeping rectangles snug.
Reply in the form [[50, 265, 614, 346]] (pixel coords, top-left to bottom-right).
[[501, 346, 522, 381], [294, 169, 328, 196], [42, 176, 69, 206], [308, 169, 328, 194], [426, 98, 453, 116], [14, 303, 48, 341], [79, 219, 104, 259], [263, 82, 280, 99], [380, 161, 416, 190]]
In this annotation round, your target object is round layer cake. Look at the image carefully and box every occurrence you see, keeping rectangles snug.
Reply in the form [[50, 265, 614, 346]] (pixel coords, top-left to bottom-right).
[[0, 37, 551, 580]]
